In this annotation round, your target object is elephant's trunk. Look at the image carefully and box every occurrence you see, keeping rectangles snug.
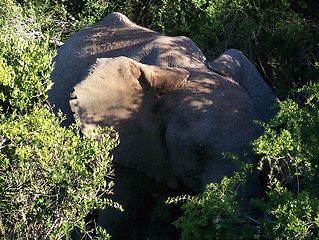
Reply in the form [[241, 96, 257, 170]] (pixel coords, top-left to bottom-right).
[[201, 150, 262, 220], [237, 169, 262, 220]]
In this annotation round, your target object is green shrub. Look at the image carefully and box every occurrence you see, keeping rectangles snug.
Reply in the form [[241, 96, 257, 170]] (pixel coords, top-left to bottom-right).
[[0, 0, 53, 113], [0, 109, 120, 239], [0, 36, 53, 113], [14, 0, 115, 41], [253, 82, 319, 239], [167, 164, 259, 240], [0, 1, 121, 239], [0, 0, 43, 40]]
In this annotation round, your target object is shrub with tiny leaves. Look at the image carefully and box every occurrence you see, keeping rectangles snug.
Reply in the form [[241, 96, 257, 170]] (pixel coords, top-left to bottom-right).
[[253, 82, 319, 239], [167, 164, 260, 240], [0, 1, 121, 239]]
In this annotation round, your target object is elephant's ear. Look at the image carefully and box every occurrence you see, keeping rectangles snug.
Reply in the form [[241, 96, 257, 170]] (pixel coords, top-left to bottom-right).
[[70, 56, 189, 188], [208, 49, 277, 122]]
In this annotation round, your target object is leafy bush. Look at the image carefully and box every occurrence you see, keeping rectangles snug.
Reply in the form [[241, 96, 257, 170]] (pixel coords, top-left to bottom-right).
[[0, 1, 120, 239], [167, 164, 259, 240], [0, 109, 120, 239], [0, 0, 52, 114], [15, 0, 116, 41], [0, 0, 44, 40], [253, 83, 319, 239], [0, 36, 53, 113]]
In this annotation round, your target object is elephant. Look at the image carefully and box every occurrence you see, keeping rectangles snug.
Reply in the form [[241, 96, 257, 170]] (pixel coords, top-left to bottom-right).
[[48, 12, 277, 239]]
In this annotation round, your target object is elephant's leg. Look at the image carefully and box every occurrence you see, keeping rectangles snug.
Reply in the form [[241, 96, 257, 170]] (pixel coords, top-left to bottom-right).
[[237, 166, 262, 219], [131, 176, 159, 240], [97, 165, 159, 240], [97, 166, 136, 239]]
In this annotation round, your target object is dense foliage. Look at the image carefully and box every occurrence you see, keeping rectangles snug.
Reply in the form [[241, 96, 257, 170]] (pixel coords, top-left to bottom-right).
[[166, 164, 259, 240], [0, 0, 318, 239], [0, 1, 120, 239], [253, 83, 319, 239]]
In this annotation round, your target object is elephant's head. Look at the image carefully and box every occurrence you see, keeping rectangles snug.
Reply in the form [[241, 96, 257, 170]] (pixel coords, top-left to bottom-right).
[[69, 49, 277, 200], [70, 56, 189, 189]]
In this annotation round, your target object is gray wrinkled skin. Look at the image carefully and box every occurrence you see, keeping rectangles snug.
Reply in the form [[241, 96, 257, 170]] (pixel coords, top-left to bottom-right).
[[48, 12, 277, 240]]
